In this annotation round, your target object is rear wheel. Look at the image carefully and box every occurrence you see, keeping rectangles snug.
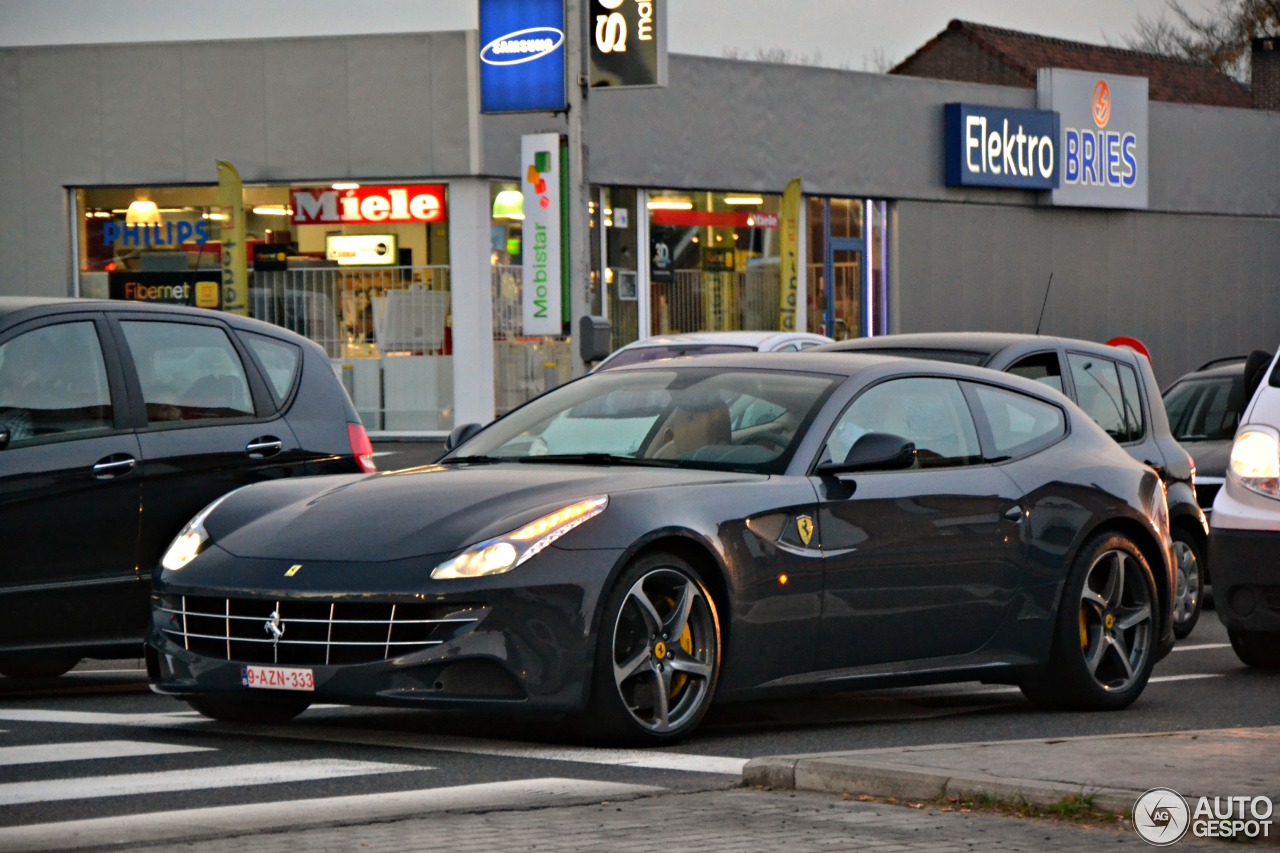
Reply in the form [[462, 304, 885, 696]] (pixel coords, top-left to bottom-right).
[[187, 695, 310, 724], [0, 653, 80, 679], [583, 552, 720, 745], [1021, 532, 1157, 711], [1171, 531, 1204, 639], [1227, 630, 1280, 669]]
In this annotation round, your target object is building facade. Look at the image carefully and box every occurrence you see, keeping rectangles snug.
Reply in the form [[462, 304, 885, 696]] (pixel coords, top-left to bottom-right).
[[2, 30, 1278, 434]]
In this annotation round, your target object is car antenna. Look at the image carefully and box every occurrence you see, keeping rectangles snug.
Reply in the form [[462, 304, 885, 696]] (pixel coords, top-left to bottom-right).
[[1034, 273, 1054, 335]]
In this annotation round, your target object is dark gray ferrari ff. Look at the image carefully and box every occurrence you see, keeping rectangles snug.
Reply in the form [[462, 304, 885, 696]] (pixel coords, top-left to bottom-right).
[[148, 353, 1176, 744]]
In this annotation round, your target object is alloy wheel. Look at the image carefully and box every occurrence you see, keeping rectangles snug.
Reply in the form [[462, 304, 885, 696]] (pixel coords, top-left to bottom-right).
[[1172, 538, 1201, 625], [609, 567, 717, 734], [1079, 547, 1153, 692]]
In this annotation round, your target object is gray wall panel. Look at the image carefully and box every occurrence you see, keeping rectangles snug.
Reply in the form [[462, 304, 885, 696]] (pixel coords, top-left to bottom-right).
[[347, 35, 436, 177], [180, 42, 268, 182], [485, 54, 1280, 217], [1150, 103, 1280, 215], [18, 48, 103, 296], [101, 46, 186, 182], [428, 31, 477, 176], [263, 40, 350, 180], [895, 200, 1280, 383], [0, 52, 23, 287]]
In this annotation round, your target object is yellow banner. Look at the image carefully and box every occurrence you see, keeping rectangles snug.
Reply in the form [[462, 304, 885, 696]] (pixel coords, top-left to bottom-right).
[[778, 177, 801, 331], [216, 160, 248, 316]]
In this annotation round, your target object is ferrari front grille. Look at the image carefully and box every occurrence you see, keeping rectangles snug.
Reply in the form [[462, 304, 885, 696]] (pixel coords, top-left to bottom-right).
[[157, 595, 484, 666]]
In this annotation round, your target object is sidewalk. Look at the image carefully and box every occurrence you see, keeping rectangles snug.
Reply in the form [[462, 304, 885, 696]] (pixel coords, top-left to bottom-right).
[[746, 726, 1280, 842]]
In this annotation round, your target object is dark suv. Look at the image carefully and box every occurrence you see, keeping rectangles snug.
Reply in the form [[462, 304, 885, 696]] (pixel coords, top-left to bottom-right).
[[811, 332, 1208, 638], [0, 297, 375, 678]]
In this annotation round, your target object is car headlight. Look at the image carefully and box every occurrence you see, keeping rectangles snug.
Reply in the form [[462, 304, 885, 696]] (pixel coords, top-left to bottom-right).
[[1229, 427, 1280, 498], [431, 496, 608, 580], [160, 490, 239, 571]]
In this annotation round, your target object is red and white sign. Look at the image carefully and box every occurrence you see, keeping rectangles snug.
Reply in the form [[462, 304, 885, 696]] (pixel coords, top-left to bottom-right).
[[290, 185, 447, 225]]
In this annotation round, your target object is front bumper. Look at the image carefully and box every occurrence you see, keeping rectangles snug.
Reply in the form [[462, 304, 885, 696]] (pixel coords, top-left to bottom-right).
[[1208, 528, 1280, 633], [147, 547, 624, 715]]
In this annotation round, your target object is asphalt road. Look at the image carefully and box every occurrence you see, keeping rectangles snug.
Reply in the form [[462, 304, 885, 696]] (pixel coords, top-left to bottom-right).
[[0, 614, 1272, 849]]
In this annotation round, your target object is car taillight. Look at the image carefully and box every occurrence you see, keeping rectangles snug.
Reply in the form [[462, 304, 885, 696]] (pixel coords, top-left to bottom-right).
[[347, 422, 376, 473]]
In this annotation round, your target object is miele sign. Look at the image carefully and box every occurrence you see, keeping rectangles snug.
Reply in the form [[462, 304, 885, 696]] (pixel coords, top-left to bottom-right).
[[290, 185, 448, 225]]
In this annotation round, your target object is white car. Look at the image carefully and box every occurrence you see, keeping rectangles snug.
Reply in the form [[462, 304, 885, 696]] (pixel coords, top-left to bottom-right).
[[1209, 349, 1280, 668], [593, 330, 833, 371]]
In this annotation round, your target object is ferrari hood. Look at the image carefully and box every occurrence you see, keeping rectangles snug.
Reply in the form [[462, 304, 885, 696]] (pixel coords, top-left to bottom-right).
[[209, 463, 759, 562]]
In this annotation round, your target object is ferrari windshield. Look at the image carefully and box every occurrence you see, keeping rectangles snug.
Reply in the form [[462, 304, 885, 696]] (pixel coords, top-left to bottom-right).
[[451, 366, 840, 474]]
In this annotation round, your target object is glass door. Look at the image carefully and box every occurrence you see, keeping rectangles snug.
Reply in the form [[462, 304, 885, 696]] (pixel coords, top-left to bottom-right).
[[826, 237, 863, 340]]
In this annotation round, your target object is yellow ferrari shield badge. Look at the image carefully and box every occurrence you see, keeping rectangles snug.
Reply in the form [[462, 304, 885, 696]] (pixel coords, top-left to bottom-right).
[[796, 515, 814, 547], [285, 564, 302, 577]]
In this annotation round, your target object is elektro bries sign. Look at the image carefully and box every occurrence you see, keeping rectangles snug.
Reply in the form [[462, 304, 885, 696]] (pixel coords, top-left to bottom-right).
[[944, 104, 1060, 190]]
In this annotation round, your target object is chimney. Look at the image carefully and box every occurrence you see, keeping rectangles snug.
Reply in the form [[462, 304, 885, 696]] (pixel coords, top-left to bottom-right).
[[1254, 36, 1280, 111]]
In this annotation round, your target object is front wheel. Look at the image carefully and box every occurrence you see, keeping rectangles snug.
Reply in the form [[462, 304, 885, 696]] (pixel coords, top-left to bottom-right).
[[1021, 532, 1157, 711], [1228, 630, 1280, 669], [1171, 531, 1204, 639], [583, 552, 721, 745], [187, 695, 310, 723]]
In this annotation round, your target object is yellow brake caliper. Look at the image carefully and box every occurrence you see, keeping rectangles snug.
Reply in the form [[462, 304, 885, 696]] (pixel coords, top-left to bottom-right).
[[663, 596, 695, 698]]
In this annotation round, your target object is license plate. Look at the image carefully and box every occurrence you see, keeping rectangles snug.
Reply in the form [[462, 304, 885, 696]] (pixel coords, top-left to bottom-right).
[[241, 664, 315, 692]]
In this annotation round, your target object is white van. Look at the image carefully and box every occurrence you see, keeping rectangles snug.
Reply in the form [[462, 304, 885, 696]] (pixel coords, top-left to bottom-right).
[[1210, 349, 1280, 668]]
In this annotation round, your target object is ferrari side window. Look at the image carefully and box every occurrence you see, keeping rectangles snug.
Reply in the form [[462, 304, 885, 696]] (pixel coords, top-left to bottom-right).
[[966, 382, 1066, 461], [826, 377, 981, 469]]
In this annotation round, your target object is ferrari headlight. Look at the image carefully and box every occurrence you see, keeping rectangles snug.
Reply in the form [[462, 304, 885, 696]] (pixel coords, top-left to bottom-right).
[[160, 490, 238, 571], [431, 496, 608, 579], [1229, 427, 1280, 498]]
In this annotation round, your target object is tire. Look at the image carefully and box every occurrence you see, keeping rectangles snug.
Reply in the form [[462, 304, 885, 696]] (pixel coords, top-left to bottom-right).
[[582, 552, 721, 745], [1171, 530, 1204, 640], [1021, 532, 1158, 711], [1228, 630, 1280, 669], [187, 695, 311, 724], [0, 653, 80, 679]]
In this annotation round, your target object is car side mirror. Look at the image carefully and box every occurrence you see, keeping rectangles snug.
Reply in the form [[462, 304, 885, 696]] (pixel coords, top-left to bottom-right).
[[816, 432, 916, 475], [444, 422, 484, 452], [0, 426, 9, 451]]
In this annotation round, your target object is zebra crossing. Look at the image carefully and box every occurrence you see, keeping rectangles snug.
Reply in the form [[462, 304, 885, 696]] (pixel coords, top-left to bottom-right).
[[0, 709, 679, 852]]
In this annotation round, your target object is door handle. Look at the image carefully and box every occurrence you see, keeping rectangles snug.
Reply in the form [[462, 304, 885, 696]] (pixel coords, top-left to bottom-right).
[[246, 436, 284, 459], [1003, 505, 1024, 523], [92, 454, 137, 479]]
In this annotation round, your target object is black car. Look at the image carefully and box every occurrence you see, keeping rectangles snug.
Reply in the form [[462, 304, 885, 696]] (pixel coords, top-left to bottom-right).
[[810, 333, 1208, 639], [149, 353, 1175, 744], [0, 297, 374, 679], [1162, 353, 1272, 517]]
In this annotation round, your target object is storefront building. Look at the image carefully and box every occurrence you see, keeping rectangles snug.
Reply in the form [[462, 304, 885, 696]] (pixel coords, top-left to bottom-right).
[[2, 31, 1278, 434]]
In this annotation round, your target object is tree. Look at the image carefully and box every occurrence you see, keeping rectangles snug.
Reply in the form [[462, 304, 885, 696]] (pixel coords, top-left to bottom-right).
[[1128, 0, 1280, 82]]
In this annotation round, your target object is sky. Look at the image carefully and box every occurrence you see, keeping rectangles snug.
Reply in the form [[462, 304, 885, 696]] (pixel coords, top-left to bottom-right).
[[0, 0, 1220, 69]]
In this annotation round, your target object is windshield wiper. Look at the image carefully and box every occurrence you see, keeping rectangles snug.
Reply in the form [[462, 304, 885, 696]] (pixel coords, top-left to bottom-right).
[[516, 453, 679, 467], [444, 455, 509, 465]]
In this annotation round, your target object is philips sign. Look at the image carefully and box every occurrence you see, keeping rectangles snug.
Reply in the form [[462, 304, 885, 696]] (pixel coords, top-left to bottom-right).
[[1038, 68, 1148, 209], [480, 0, 566, 113], [945, 104, 1060, 190]]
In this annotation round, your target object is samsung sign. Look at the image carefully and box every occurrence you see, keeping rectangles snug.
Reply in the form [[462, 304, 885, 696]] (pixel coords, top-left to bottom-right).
[[945, 104, 1060, 190], [479, 0, 566, 113], [1038, 68, 1149, 209]]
